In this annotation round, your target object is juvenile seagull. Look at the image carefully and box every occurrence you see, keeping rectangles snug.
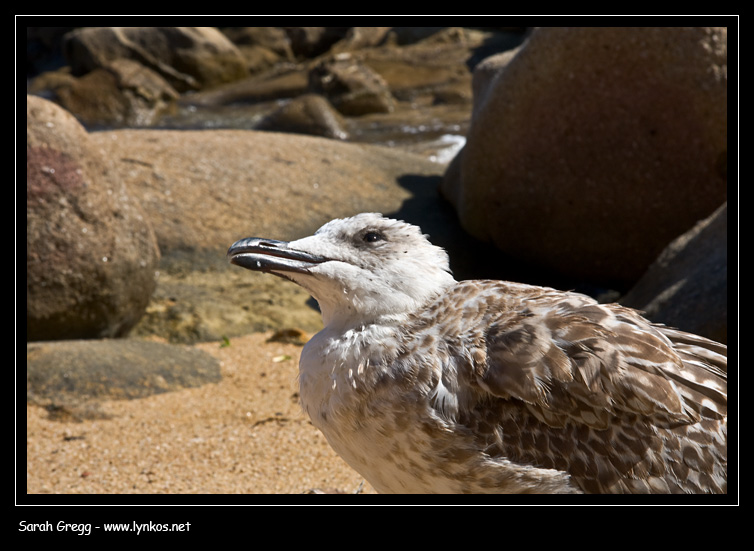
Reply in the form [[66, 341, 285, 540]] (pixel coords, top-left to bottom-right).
[[228, 213, 727, 494]]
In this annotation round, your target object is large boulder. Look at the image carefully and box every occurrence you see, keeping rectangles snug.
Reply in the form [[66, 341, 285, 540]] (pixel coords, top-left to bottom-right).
[[26, 96, 160, 341], [87, 126, 448, 342], [309, 54, 395, 116], [88, 128, 446, 252], [441, 27, 728, 288], [29, 58, 179, 127], [219, 27, 295, 74], [62, 27, 248, 92]]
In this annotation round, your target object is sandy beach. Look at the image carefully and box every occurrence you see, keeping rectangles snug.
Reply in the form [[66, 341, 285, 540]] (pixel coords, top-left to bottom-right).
[[25, 332, 377, 496]]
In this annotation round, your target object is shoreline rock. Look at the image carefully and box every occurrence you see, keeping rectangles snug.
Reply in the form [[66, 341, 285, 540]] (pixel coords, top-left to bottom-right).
[[441, 27, 728, 289], [621, 202, 727, 343], [27, 96, 160, 341]]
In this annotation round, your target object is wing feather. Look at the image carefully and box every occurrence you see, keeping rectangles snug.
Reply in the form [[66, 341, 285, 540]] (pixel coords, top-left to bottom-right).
[[409, 280, 727, 492], [466, 284, 727, 430]]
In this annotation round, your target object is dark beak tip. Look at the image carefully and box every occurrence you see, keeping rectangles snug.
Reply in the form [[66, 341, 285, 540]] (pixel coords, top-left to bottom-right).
[[226, 237, 327, 273]]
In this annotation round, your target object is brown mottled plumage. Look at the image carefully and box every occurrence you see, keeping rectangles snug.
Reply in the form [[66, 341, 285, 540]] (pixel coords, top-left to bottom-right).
[[228, 213, 727, 494]]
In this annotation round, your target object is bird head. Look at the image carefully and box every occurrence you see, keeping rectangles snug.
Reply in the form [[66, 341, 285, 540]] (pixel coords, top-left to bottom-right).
[[227, 213, 456, 327]]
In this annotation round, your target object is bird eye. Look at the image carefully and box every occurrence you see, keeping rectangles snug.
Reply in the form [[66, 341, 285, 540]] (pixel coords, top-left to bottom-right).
[[363, 231, 385, 243]]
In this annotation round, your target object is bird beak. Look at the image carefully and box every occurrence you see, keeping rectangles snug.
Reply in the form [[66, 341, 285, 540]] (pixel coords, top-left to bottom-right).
[[227, 237, 329, 275]]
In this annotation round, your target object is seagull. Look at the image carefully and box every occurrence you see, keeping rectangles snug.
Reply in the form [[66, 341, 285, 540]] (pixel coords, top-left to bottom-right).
[[227, 213, 727, 494]]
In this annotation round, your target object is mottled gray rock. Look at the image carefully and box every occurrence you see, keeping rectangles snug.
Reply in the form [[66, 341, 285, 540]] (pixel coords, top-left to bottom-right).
[[27, 339, 221, 404]]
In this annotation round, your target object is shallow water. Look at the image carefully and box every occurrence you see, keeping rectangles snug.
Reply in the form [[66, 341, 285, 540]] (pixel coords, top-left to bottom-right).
[[154, 100, 470, 164]]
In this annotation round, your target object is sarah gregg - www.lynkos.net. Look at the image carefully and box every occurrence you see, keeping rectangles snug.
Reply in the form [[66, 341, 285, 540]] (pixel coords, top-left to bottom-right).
[[19, 520, 192, 536]]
